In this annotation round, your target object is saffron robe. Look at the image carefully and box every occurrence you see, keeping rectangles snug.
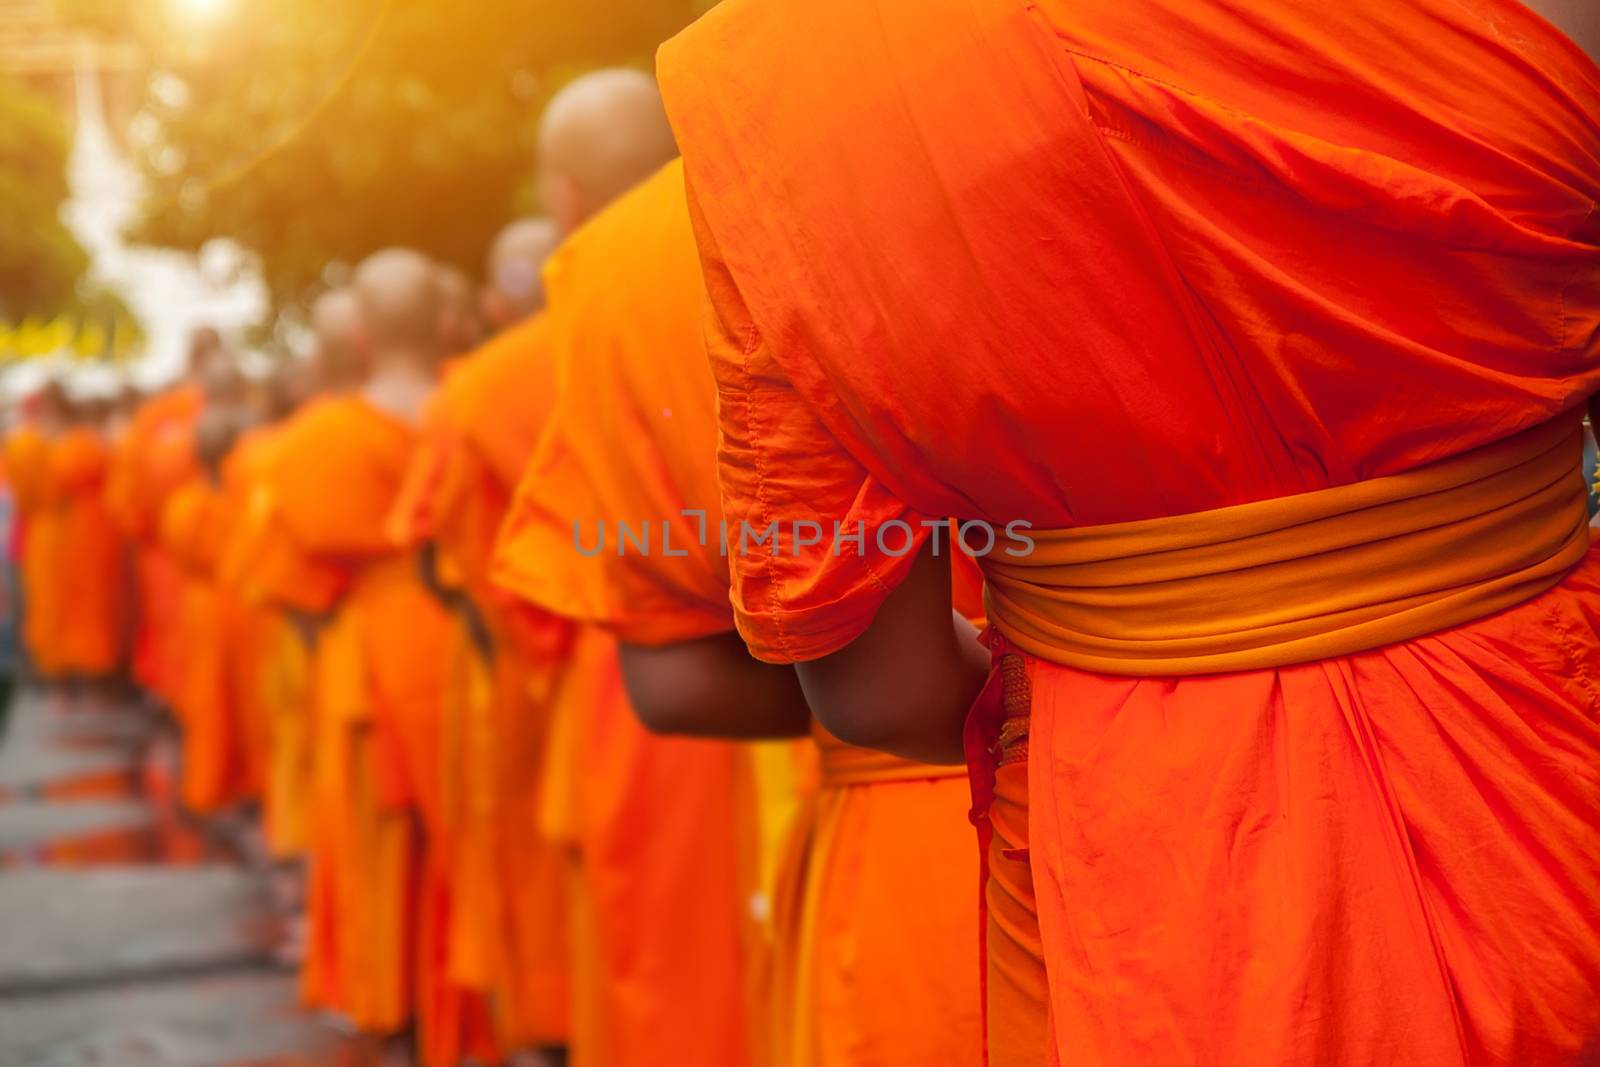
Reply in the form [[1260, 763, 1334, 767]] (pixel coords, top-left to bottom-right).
[[223, 417, 346, 859], [494, 159, 981, 1066], [257, 394, 454, 1035], [493, 163, 757, 1067], [51, 429, 127, 676], [388, 317, 577, 1055], [7, 425, 62, 676], [660, 1, 1600, 1063], [160, 475, 243, 814], [106, 385, 203, 699]]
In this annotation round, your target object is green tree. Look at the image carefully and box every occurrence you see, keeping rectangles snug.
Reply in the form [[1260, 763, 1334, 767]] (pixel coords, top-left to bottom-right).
[[126, 0, 712, 314], [0, 76, 89, 322]]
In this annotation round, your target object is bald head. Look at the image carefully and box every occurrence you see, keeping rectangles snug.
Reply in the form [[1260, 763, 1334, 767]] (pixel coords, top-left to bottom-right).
[[352, 248, 442, 367], [435, 263, 483, 354], [200, 352, 246, 407], [310, 287, 365, 389], [483, 217, 560, 330], [538, 68, 678, 234], [186, 325, 224, 379]]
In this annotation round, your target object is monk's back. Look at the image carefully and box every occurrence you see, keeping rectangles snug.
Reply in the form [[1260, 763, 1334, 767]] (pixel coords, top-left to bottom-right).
[[665, 0, 1600, 526]]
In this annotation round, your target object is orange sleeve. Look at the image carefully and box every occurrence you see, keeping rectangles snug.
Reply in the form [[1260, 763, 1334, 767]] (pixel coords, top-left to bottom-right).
[[385, 403, 468, 553], [687, 175, 933, 663], [493, 163, 735, 647]]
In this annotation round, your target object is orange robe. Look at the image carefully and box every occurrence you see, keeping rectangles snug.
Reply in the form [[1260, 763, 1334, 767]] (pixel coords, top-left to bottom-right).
[[218, 423, 323, 856], [52, 428, 126, 676], [661, 2, 1600, 1064], [106, 385, 203, 700], [388, 318, 577, 1059], [7, 425, 62, 676], [494, 158, 981, 1067], [159, 474, 245, 814], [256, 394, 452, 1036], [491, 163, 756, 1067]]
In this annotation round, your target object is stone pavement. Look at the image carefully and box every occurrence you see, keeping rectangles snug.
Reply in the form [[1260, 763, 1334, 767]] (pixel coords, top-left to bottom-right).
[[0, 687, 367, 1067]]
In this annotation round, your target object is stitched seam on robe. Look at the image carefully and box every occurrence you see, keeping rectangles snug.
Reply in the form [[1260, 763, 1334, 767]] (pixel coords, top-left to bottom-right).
[[738, 319, 797, 659]]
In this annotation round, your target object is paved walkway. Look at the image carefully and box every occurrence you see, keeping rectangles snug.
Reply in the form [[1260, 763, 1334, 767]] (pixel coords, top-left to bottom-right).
[[0, 688, 363, 1067]]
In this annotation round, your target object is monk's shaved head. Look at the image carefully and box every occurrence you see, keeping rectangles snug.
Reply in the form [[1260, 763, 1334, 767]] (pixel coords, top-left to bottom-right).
[[353, 248, 443, 358], [538, 68, 678, 234], [483, 217, 560, 329], [200, 352, 247, 407], [186, 325, 225, 379], [310, 287, 365, 388], [435, 263, 483, 354]]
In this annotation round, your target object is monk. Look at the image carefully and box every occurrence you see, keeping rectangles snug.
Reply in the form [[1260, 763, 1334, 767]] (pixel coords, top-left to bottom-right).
[[659, 2, 1600, 1064], [489, 68, 757, 1067], [159, 378, 247, 815], [235, 290, 367, 863], [106, 327, 221, 704], [14, 384, 70, 682], [387, 217, 576, 1063], [434, 264, 484, 359], [52, 398, 128, 687], [496, 80, 981, 1065], [254, 252, 455, 1043]]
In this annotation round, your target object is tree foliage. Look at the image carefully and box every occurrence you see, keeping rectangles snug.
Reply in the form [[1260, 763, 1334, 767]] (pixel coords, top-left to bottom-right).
[[125, 0, 713, 314], [0, 76, 89, 322]]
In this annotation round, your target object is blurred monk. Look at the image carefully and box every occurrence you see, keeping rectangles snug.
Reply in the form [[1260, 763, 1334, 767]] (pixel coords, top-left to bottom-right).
[[491, 68, 759, 1067], [53, 397, 128, 690], [14, 383, 70, 682], [159, 363, 249, 814], [660, 2, 1600, 1064], [242, 290, 365, 862], [387, 216, 574, 1063], [106, 327, 220, 704], [497, 142, 982, 1065], [434, 264, 483, 358], [255, 251, 453, 1039]]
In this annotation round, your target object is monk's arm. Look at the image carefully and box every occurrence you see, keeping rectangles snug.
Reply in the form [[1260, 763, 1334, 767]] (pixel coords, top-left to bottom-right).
[[617, 631, 812, 739], [795, 540, 990, 766]]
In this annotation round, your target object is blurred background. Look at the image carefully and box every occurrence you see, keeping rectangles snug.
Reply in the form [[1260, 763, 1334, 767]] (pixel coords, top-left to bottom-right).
[[0, 6, 716, 1065], [0, 0, 714, 394]]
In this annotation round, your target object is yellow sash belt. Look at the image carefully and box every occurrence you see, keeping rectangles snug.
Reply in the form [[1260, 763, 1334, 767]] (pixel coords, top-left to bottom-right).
[[812, 721, 965, 789], [981, 414, 1591, 676]]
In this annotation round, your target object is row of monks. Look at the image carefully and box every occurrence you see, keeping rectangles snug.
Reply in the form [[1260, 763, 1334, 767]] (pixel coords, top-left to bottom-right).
[[3, 69, 982, 1067], [8, 0, 1600, 1063]]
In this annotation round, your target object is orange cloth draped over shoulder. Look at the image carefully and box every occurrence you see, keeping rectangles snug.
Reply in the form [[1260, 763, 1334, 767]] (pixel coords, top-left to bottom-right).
[[51, 428, 127, 676], [107, 385, 203, 699], [494, 158, 981, 1067], [492, 161, 755, 1067], [7, 425, 62, 675], [256, 394, 452, 1035], [388, 315, 576, 1057], [661, 2, 1600, 1065]]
